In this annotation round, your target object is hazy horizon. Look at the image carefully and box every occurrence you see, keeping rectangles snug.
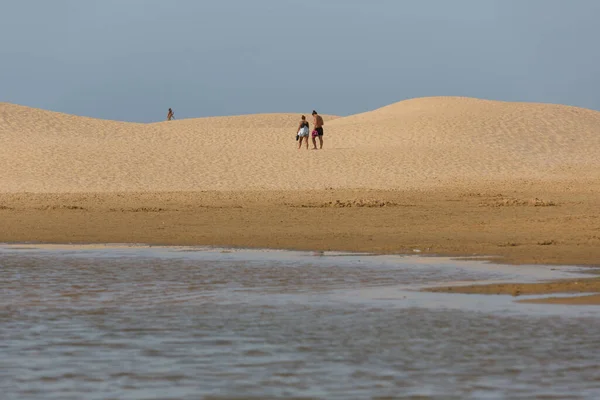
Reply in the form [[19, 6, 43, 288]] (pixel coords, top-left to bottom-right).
[[1, 0, 599, 122]]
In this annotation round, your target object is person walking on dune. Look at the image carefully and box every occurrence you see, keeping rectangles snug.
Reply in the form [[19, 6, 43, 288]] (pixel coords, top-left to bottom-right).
[[311, 110, 324, 149], [296, 115, 310, 149], [167, 108, 174, 121]]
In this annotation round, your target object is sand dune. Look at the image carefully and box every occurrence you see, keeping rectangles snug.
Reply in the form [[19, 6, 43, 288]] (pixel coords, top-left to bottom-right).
[[1, 97, 600, 192]]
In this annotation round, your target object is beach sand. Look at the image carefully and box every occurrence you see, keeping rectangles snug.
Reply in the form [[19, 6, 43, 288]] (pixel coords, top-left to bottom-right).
[[2, 97, 600, 303]]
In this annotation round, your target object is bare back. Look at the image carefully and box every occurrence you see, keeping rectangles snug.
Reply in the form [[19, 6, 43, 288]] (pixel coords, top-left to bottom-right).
[[314, 115, 324, 128]]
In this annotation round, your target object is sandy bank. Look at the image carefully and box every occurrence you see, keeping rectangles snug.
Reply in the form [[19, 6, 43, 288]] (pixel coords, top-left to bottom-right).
[[2, 97, 600, 303], [2, 97, 600, 192], [2, 182, 600, 264]]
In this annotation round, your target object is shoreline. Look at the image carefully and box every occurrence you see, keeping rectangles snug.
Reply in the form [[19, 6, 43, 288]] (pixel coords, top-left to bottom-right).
[[2, 241, 599, 306], [2, 184, 600, 305], [2, 184, 599, 266], [0, 243, 600, 305]]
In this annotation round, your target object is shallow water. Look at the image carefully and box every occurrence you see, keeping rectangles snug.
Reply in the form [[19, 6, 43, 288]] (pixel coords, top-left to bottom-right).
[[1, 245, 599, 399]]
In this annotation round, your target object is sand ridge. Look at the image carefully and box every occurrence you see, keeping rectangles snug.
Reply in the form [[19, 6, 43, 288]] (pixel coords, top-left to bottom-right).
[[2, 97, 600, 193], [3, 97, 600, 303]]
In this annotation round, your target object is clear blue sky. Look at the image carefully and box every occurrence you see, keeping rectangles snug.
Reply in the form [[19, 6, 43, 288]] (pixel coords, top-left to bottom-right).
[[1, 0, 598, 122]]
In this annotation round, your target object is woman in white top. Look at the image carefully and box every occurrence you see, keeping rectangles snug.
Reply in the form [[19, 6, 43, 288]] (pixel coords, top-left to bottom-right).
[[296, 115, 310, 150]]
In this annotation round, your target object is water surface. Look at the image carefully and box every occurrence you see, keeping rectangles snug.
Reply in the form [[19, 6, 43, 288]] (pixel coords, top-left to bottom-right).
[[1, 245, 599, 399]]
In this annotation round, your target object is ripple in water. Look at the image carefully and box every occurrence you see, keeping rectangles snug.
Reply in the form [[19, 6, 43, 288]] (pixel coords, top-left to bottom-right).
[[1, 245, 599, 399]]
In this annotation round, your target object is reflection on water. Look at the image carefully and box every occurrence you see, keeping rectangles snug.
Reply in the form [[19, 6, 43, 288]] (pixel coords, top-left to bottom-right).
[[1, 245, 599, 399]]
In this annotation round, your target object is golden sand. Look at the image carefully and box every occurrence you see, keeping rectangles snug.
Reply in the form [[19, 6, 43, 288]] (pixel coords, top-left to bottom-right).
[[2, 97, 600, 303], [2, 97, 600, 192]]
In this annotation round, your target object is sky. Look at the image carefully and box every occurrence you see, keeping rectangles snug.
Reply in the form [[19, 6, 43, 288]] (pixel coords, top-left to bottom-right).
[[1, 0, 599, 122]]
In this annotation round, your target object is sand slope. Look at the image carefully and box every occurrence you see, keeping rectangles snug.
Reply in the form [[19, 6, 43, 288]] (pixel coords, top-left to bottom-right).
[[1, 97, 600, 192]]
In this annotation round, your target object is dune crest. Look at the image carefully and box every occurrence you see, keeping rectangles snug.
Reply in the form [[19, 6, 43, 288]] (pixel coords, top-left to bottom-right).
[[1, 97, 600, 192]]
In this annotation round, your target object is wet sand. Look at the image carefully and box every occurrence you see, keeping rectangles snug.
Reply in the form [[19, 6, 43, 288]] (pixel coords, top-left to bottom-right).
[[2, 183, 600, 304], [518, 294, 600, 305], [426, 276, 600, 305], [2, 182, 600, 264]]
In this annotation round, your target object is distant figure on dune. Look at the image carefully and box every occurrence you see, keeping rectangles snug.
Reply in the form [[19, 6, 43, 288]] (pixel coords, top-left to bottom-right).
[[167, 108, 174, 121], [311, 110, 324, 150], [296, 115, 310, 149]]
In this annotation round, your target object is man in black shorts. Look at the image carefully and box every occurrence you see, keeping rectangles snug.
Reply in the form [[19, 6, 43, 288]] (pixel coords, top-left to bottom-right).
[[311, 110, 324, 149]]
